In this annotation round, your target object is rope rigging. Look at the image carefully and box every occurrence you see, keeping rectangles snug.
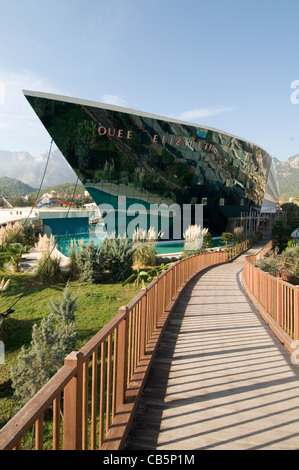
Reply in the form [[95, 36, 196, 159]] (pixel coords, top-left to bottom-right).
[[1, 139, 54, 246], [0, 141, 80, 318]]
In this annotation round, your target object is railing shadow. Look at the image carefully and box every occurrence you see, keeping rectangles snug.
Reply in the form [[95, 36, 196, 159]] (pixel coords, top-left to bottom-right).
[[125, 241, 299, 450], [124, 268, 214, 450]]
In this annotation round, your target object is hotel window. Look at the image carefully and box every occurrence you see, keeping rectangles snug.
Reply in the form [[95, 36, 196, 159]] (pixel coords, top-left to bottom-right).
[[240, 199, 245, 206], [219, 198, 225, 206]]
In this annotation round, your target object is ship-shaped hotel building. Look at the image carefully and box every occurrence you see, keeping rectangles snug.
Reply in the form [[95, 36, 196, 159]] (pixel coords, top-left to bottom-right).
[[24, 90, 279, 240]]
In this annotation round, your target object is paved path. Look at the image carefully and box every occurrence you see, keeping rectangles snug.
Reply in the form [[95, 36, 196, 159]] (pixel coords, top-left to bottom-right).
[[125, 244, 299, 450]]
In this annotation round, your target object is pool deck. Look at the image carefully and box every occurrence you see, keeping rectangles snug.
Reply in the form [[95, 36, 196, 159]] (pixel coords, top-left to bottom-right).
[[19, 247, 70, 272]]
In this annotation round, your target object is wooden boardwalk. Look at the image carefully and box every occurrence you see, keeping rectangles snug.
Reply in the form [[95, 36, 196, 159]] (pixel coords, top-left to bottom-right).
[[125, 245, 299, 450]]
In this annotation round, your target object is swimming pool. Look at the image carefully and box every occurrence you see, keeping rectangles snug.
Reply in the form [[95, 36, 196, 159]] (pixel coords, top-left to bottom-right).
[[55, 232, 223, 256]]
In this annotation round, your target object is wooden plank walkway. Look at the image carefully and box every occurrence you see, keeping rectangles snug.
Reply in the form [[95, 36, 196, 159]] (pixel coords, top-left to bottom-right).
[[125, 244, 299, 450]]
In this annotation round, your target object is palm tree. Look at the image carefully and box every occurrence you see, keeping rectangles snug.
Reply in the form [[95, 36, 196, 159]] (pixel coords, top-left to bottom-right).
[[0, 244, 31, 272]]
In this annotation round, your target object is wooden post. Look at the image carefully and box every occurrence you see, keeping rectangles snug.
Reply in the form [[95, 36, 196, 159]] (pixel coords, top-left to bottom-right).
[[140, 288, 147, 357], [35, 414, 44, 450], [266, 273, 271, 313], [63, 351, 84, 450], [162, 274, 166, 313], [179, 261, 182, 287], [173, 264, 177, 294], [294, 287, 299, 341], [82, 361, 89, 450], [99, 341, 106, 448], [169, 268, 173, 304], [91, 349, 98, 449], [115, 307, 128, 412], [53, 395, 60, 450], [153, 277, 159, 324], [277, 279, 283, 329]]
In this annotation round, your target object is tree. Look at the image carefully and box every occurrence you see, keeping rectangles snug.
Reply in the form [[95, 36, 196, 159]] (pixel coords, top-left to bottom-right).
[[2, 244, 31, 272], [272, 219, 292, 252], [202, 231, 213, 250], [221, 232, 233, 248], [48, 282, 78, 324], [281, 203, 299, 227], [48, 283, 78, 354], [11, 285, 78, 407], [11, 315, 63, 405]]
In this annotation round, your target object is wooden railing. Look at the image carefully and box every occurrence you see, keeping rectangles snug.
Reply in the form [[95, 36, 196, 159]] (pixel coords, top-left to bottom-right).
[[0, 238, 255, 451], [242, 240, 299, 353]]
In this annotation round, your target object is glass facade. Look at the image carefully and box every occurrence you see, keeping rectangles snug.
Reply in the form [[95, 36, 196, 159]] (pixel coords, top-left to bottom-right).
[[24, 91, 276, 237]]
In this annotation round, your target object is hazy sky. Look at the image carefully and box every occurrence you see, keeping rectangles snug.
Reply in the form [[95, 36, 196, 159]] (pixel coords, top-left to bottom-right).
[[0, 0, 299, 161]]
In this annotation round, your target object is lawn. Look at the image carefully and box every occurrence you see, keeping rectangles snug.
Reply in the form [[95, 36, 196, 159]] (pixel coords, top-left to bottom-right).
[[0, 268, 140, 428]]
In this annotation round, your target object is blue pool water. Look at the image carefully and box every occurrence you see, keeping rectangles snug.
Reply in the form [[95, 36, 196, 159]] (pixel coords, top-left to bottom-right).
[[55, 232, 223, 256]]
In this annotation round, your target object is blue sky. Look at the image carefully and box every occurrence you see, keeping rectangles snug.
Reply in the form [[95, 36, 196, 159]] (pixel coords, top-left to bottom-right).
[[0, 0, 299, 161]]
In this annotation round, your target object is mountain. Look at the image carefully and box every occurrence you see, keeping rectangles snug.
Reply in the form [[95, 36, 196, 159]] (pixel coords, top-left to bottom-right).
[[0, 177, 36, 197], [0, 149, 78, 188], [274, 154, 299, 198], [29, 182, 85, 197], [0, 148, 298, 199]]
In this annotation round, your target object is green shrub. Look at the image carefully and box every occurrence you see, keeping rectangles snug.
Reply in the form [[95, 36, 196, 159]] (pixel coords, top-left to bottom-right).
[[101, 237, 134, 282], [98, 237, 114, 271], [76, 241, 104, 283], [37, 254, 65, 283], [284, 244, 299, 257], [11, 284, 78, 407], [67, 249, 80, 281], [221, 232, 233, 247], [110, 238, 134, 283], [48, 282, 79, 324], [256, 257, 281, 276], [2, 244, 31, 272], [133, 243, 157, 268], [284, 244, 299, 275], [122, 263, 173, 286], [280, 203, 299, 227], [22, 222, 36, 246], [272, 219, 292, 252], [181, 248, 200, 258], [203, 232, 213, 249], [286, 239, 297, 249]]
